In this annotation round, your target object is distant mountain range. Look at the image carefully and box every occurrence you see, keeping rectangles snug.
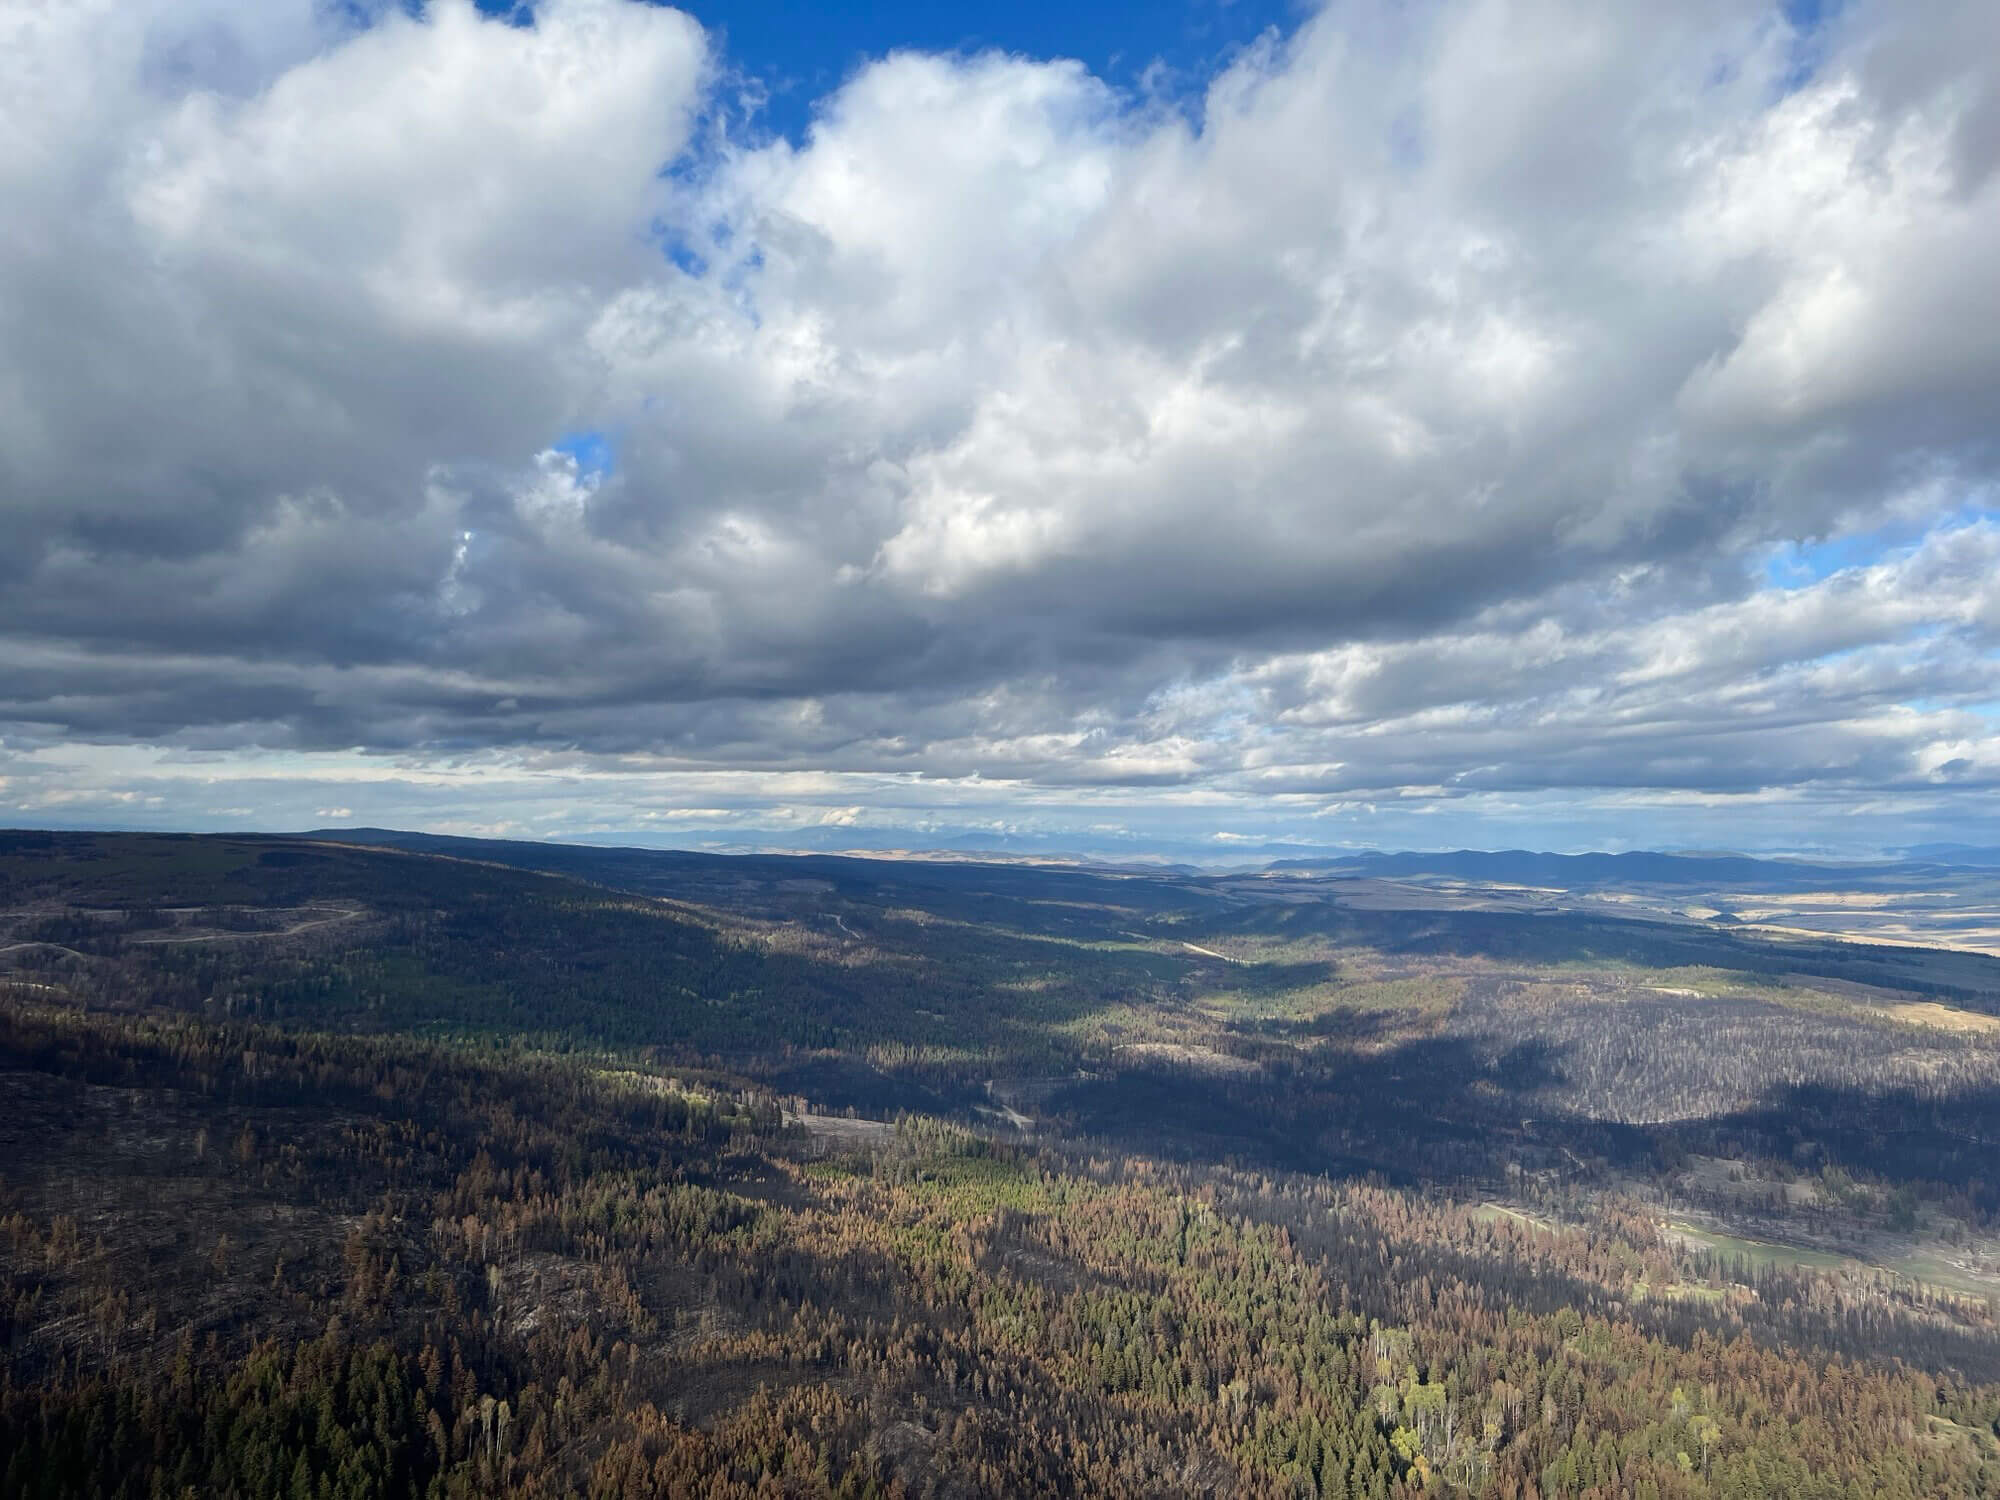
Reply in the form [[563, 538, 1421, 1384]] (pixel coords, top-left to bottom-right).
[[1265, 848, 1911, 886], [1898, 844, 2000, 866], [308, 828, 1963, 892]]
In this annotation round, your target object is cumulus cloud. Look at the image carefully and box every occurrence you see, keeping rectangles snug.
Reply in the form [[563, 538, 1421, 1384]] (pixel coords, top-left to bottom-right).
[[3, 0, 2000, 848]]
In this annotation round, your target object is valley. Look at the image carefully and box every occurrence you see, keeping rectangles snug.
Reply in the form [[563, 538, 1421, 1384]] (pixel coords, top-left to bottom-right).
[[4, 829, 2000, 1496]]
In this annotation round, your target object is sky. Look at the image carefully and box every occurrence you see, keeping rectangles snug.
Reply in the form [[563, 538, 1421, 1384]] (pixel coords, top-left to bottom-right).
[[3, 0, 2000, 860]]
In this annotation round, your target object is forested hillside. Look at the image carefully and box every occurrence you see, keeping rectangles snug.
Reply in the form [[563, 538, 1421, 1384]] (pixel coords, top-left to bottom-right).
[[4, 831, 2000, 1497]]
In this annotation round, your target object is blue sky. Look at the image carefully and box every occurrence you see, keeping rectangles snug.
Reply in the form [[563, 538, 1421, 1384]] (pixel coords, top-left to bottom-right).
[[526, 0, 1309, 142], [3, 0, 2000, 858]]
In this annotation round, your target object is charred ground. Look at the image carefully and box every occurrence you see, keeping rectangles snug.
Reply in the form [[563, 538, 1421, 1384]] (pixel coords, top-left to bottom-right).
[[4, 829, 2000, 1497]]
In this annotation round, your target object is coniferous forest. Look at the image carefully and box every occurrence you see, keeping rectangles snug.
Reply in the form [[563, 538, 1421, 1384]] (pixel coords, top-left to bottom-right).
[[5, 830, 2000, 1497]]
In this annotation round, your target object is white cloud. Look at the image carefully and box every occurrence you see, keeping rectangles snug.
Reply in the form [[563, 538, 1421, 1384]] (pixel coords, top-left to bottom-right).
[[2, 0, 1999, 849]]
